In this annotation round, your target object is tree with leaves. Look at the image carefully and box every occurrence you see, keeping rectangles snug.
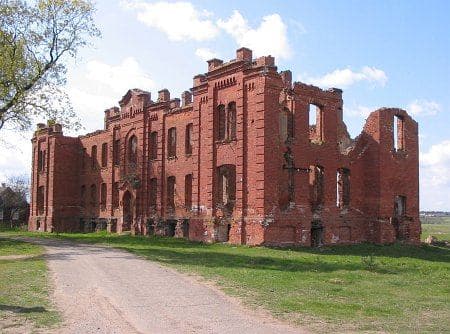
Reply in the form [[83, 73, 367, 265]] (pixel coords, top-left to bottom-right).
[[0, 0, 100, 132]]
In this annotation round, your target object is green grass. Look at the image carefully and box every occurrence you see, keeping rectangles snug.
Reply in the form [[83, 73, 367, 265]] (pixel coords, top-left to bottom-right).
[[421, 216, 450, 241], [0, 238, 60, 331], [2, 230, 449, 333]]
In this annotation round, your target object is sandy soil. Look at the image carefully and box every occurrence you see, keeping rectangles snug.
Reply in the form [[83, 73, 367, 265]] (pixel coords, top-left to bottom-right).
[[29, 238, 307, 334]]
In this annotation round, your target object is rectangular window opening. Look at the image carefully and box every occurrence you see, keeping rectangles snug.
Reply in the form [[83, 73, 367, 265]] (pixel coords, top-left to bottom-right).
[[394, 115, 405, 151]]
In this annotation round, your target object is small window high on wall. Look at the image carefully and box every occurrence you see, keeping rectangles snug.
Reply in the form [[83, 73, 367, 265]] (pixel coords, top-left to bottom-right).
[[91, 145, 97, 169], [149, 131, 158, 160], [128, 135, 137, 164], [309, 104, 323, 142], [336, 168, 350, 208], [101, 143, 108, 167], [393, 115, 405, 151], [185, 124, 193, 155], [113, 140, 120, 165], [216, 102, 237, 141], [217, 104, 226, 140], [227, 102, 237, 140], [167, 128, 177, 158]]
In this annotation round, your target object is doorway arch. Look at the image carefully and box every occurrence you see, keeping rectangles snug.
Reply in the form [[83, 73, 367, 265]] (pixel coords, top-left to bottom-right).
[[122, 191, 133, 231]]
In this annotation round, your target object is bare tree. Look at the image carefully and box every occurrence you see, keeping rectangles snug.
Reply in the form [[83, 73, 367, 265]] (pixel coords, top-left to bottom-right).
[[0, 174, 29, 227]]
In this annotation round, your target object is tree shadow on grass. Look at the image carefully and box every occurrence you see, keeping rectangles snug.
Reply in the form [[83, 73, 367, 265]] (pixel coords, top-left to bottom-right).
[[0, 304, 46, 314]]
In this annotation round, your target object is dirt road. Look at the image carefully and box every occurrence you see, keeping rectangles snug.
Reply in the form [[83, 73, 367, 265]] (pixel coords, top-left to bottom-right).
[[33, 238, 305, 334]]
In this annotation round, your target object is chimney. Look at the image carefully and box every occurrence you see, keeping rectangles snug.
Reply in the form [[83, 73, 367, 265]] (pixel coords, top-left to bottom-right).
[[52, 124, 62, 133], [236, 47, 252, 62], [181, 91, 192, 106], [158, 89, 170, 102], [207, 58, 223, 71], [280, 70, 292, 88]]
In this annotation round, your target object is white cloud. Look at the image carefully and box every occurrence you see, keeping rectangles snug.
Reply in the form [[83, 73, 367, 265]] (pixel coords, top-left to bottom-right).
[[0, 130, 32, 182], [303, 66, 388, 89], [217, 10, 292, 60], [420, 140, 450, 210], [121, 1, 219, 41], [85, 57, 155, 95], [345, 104, 373, 118], [195, 48, 219, 61], [407, 99, 441, 117]]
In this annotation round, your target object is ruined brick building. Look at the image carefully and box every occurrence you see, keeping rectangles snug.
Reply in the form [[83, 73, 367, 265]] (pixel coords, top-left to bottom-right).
[[28, 48, 420, 246]]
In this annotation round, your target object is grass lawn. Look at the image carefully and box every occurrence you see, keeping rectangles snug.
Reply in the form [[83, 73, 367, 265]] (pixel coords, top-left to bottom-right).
[[0, 238, 60, 332], [421, 216, 450, 241], [3, 229, 449, 333]]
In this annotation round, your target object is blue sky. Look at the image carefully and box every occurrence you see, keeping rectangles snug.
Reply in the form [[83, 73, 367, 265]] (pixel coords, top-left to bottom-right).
[[1, 0, 449, 210]]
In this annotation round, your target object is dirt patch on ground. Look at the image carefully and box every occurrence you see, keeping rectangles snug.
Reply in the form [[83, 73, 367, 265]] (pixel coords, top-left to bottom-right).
[[24, 237, 307, 334]]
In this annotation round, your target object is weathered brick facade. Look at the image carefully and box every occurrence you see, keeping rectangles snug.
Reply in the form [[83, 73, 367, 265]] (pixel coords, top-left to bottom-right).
[[28, 48, 421, 246]]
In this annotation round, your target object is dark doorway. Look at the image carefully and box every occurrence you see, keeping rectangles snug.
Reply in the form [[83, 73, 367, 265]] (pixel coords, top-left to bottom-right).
[[166, 220, 176, 237], [123, 191, 132, 231], [181, 219, 189, 238], [147, 219, 155, 235], [215, 222, 231, 242], [311, 221, 324, 247]]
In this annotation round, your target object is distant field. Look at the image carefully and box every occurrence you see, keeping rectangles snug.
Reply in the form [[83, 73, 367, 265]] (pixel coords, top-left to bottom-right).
[[0, 238, 60, 332], [2, 230, 449, 333], [421, 216, 450, 241]]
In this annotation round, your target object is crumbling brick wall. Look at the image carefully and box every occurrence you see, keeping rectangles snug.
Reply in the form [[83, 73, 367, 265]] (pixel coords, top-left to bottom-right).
[[28, 48, 420, 246]]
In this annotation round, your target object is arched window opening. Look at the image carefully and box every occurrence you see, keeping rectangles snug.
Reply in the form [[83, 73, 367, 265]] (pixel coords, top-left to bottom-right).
[[167, 128, 177, 158], [185, 124, 193, 155], [185, 174, 193, 210], [393, 115, 405, 151], [113, 139, 120, 165], [91, 145, 97, 169], [38, 150, 46, 172], [101, 143, 108, 167], [149, 131, 158, 160], [279, 108, 294, 143], [37, 186, 45, 215], [336, 168, 350, 208], [100, 183, 107, 209], [112, 182, 119, 208], [310, 165, 324, 209], [217, 104, 226, 140], [128, 135, 138, 164], [149, 178, 157, 211], [90, 184, 97, 206], [167, 176, 176, 213], [217, 165, 236, 215], [228, 102, 237, 140], [309, 104, 323, 142]]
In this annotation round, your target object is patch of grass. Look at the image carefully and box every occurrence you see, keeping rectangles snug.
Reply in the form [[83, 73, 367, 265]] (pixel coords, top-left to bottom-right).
[[0, 238, 60, 330], [2, 230, 449, 333], [421, 217, 450, 241]]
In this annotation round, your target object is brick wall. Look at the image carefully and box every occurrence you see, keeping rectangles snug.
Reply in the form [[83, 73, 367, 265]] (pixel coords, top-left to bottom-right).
[[28, 48, 420, 246]]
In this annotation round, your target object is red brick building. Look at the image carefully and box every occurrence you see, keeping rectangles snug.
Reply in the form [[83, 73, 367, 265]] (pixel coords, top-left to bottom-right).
[[28, 48, 420, 246]]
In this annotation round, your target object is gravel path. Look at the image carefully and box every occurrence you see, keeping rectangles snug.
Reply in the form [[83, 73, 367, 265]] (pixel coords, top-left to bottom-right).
[[30, 238, 306, 334]]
